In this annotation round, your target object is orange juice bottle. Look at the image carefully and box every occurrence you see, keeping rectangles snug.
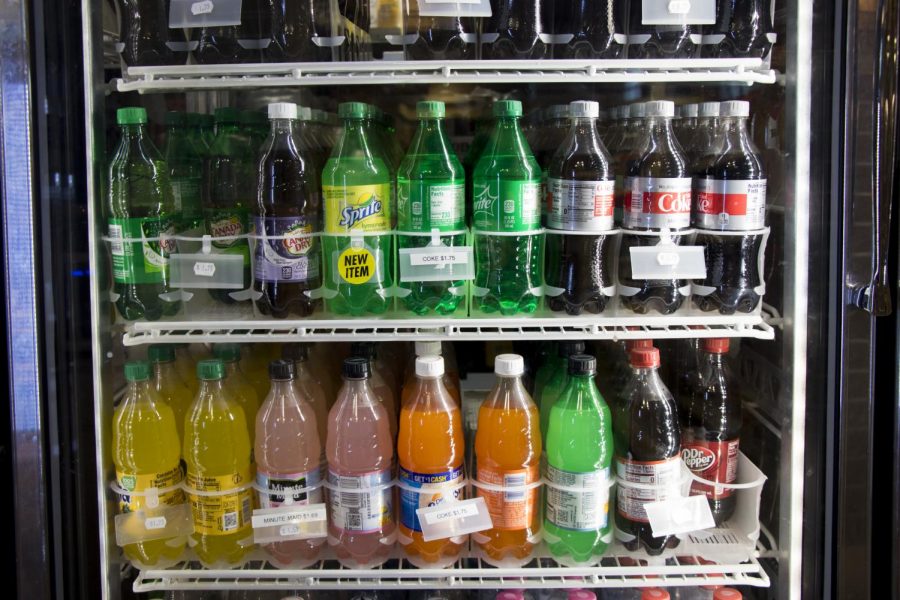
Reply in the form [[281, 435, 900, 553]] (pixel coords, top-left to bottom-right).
[[474, 354, 542, 567], [398, 355, 466, 568]]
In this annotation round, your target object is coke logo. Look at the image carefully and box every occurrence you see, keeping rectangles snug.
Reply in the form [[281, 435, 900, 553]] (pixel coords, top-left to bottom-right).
[[696, 192, 748, 216], [682, 446, 717, 472], [643, 191, 691, 214], [697, 192, 718, 214]]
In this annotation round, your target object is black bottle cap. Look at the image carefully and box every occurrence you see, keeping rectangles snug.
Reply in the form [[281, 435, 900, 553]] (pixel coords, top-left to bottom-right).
[[568, 354, 597, 376], [558, 340, 586, 358], [269, 359, 295, 381], [351, 342, 375, 360], [342, 357, 370, 380], [282, 342, 309, 362]]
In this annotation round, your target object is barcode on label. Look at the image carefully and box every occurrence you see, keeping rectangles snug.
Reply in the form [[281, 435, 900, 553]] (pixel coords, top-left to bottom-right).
[[223, 512, 238, 531], [109, 224, 124, 255], [242, 497, 252, 520], [504, 473, 526, 501], [339, 492, 360, 509], [346, 513, 362, 529]]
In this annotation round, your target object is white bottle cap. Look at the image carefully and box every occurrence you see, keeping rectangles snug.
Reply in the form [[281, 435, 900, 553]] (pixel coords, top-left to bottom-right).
[[298, 105, 313, 121], [494, 354, 525, 377], [268, 102, 298, 120], [698, 101, 720, 117], [547, 104, 569, 120], [415, 341, 442, 356], [568, 100, 600, 119], [644, 101, 676, 118], [629, 102, 646, 119], [416, 355, 445, 377], [680, 103, 699, 118], [720, 100, 751, 117]]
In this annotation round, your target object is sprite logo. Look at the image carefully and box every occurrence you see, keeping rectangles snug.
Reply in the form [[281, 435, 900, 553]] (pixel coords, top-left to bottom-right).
[[339, 194, 383, 230], [282, 224, 312, 256], [473, 182, 497, 218]]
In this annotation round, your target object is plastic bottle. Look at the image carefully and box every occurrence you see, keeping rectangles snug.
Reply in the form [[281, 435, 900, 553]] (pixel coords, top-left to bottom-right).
[[198, 114, 216, 151], [240, 110, 269, 154], [626, 1, 699, 58], [614, 347, 681, 555], [173, 344, 199, 395], [186, 113, 211, 157], [681, 339, 740, 524], [482, 0, 549, 59], [613, 102, 647, 228], [535, 340, 585, 439], [116, 0, 184, 66], [326, 358, 396, 568], [675, 103, 699, 149], [397, 100, 467, 316], [107, 107, 181, 321], [202, 107, 253, 305], [401, 341, 462, 406], [255, 360, 324, 567], [253, 102, 323, 319], [282, 343, 329, 463], [544, 355, 614, 565], [554, 0, 625, 59], [701, 0, 774, 59], [472, 100, 543, 315], [532, 105, 570, 183], [193, 0, 263, 64], [673, 337, 703, 430], [687, 102, 724, 170], [184, 359, 255, 568], [398, 356, 466, 567], [406, 1, 477, 60], [212, 344, 260, 442], [544, 101, 616, 315], [350, 342, 398, 439], [112, 361, 185, 567], [265, 2, 317, 61], [321, 102, 394, 315], [474, 354, 541, 566], [306, 342, 339, 409], [148, 345, 194, 442], [164, 112, 204, 236]]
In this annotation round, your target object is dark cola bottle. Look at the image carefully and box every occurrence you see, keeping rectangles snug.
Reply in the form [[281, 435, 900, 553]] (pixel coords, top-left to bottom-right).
[[701, 0, 775, 59], [614, 347, 681, 555], [619, 100, 691, 314], [264, 2, 317, 61], [544, 101, 616, 315], [686, 102, 724, 168], [612, 102, 647, 227], [117, 0, 184, 66], [406, 0, 477, 60], [482, 0, 549, 60], [693, 101, 766, 314], [193, 0, 265, 64], [681, 338, 740, 525], [554, 0, 626, 59], [626, 0, 699, 59]]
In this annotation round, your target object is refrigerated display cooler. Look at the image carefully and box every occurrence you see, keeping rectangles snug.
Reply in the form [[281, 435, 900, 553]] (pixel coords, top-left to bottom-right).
[[1, 0, 898, 599]]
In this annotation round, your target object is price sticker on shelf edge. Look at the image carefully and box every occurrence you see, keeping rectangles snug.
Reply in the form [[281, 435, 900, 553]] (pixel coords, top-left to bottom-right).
[[114, 503, 194, 547], [416, 497, 493, 542], [399, 245, 475, 282], [644, 494, 715, 537], [251, 504, 328, 544], [628, 245, 707, 280]]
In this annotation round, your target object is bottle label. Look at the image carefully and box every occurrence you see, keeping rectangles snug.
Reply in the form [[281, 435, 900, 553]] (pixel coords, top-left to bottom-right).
[[171, 177, 201, 223], [615, 456, 682, 523], [476, 464, 539, 531], [397, 179, 465, 232], [623, 177, 692, 230], [185, 469, 254, 536], [204, 207, 251, 266], [252, 216, 319, 283], [108, 216, 178, 284], [682, 439, 739, 500], [398, 465, 464, 533], [547, 178, 616, 231], [327, 468, 394, 533], [323, 183, 392, 233], [256, 468, 323, 509], [472, 179, 542, 232], [116, 466, 185, 513], [544, 464, 610, 531], [694, 179, 767, 230]]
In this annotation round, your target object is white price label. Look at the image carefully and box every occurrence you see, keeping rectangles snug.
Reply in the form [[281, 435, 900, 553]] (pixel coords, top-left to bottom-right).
[[279, 524, 301, 537], [191, 0, 214, 15], [251, 505, 327, 529], [144, 516, 167, 530], [645, 494, 715, 537], [409, 248, 470, 267], [193, 261, 216, 277], [421, 500, 480, 525]]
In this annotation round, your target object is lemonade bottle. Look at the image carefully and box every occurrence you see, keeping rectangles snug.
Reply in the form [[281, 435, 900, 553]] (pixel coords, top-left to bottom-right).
[[213, 343, 260, 442], [473, 354, 541, 567], [112, 361, 186, 567], [398, 356, 466, 568], [148, 345, 193, 441], [173, 343, 199, 395], [282, 342, 329, 465], [184, 359, 255, 567]]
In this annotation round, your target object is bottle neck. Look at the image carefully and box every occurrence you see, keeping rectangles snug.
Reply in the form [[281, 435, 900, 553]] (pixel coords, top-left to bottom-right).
[[269, 379, 296, 400], [342, 377, 376, 403], [568, 116, 602, 145], [492, 374, 526, 405], [198, 378, 226, 400], [630, 364, 668, 396], [153, 360, 179, 380], [269, 118, 296, 136], [125, 379, 153, 402], [644, 116, 680, 153], [223, 360, 241, 376], [488, 116, 527, 154], [720, 116, 753, 153]]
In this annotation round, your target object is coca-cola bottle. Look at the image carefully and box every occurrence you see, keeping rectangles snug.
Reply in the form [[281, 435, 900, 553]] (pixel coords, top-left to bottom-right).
[[482, 0, 549, 60], [673, 337, 702, 430], [612, 102, 647, 227], [686, 102, 724, 168], [701, 0, 775, 59], [602, 105, 628, 157], [693, 101, 767, 314], [675, 103, 698, 150], [405, 0, 477, 60], [544, 101, 616, 315], [554, 0, 625, 59], [626, 0, 700, 59], [681, 338, 740, 524], [614, 347, 681, 555], [619, 100, 691, 314]]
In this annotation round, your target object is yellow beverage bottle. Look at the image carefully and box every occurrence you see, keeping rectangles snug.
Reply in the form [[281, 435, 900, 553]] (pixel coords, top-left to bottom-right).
[[148, 344, 194, 441], [242, 343, 280, 399], [173, 343, 199, 395], [184, 359, 255, 568], [112, 360, 186, 567], [213, 343, 260, 443]]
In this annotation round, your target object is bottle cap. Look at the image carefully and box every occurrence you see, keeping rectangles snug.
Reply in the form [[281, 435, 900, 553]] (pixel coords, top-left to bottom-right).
[[351, 341, 375, 360], [625, 339, 654, 351], [338, 102, 368, 120], [268, 102, 298, 120], [197, 359, 225, 381], [298, 105, 313, 121], [281, 342, 309, 362], [641, 589, 670, 600], [212, 343, 241, 362], [117, 107, 147, 125], [630, 347, 661, 368], [568, 100, 600, 119], [680, 103, 699, 118], [124, 360, 151, 382], [147, 344, 175, 363], [547, 104, 569, 120], [342, 357, 370, 380], [415, 341, 442, 356], [269, 359, 295, 380], [558, 340, 586, 357], [417, 100, 445, 118], [568, 592, 596, 600], [416, 355, 445, 377], [703, 338, 730, 354], [629, 102, 647, 119], [494, 354, 525, 376], [493, 99, 523, 117], [644, 100, 676, 118], [165, 111, 187, 127], [568, 354, 597, 376], [720, 100, 750, 117], [713, 589, 742, 600], [699, 101, 721, 117]]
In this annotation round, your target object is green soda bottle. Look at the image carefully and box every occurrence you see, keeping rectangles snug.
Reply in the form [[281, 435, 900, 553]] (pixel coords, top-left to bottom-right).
[[544, 354, 613, 565], [202, 108, 253, 305], [535, 340, 585, 439], [240, 109, 269, 153], [107, 107, 181, 321], [321, 102, 394, 316], [397, 101, 466, 315], [186, 113, 211, 156], [165, 112, 204, 236], [198, 113, 216, 151], [472, 100, 543, 315]]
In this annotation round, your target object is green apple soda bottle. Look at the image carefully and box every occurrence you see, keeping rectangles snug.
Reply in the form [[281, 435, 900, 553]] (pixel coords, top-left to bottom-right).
[[164, 111, 204, 237]]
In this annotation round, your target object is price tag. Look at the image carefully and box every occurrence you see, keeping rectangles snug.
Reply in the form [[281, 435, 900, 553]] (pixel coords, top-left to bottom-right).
[[416, 497, 492, 542], [251, 504, 328, 543], [398, 244, 475, 283], [409, 248, 470, 267], [191, 0, 214, 15], [645, 494, 715, 537], [629, 245, 706, 279], [193, 261, 216, 277], [144, 516, 167, 530]]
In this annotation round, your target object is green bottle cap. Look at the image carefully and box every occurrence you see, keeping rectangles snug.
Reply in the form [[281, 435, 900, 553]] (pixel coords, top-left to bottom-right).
[[213, 343, 241, 362], [214, 107, 240, 125], [148, 344, 176, 363], [417, 101, 445, 119], [197, 359, 225, 381], [493, 100, 523, 118], [185, 112, 205, 128], [117, 107, 148, 126], [339, 102, 368, 120], [165, 111, 187, 127], [124, 360, 151, 382]]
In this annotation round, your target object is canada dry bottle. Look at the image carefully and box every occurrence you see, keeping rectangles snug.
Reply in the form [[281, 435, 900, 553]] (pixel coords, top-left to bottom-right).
[[482, 0, 549, 59], [164, 112, 204, 239]]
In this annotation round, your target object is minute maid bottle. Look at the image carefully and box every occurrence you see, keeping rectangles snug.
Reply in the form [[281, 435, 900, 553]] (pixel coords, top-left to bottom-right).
[[321, 102, 394, 316]]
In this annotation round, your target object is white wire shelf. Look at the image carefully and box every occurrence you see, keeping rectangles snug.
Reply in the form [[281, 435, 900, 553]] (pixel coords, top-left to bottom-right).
[[114, 58, 778, 93]]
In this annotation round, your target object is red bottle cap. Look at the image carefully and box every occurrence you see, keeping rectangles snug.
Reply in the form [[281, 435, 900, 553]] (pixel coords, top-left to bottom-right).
[[703, 338, 730, 354], [713, 589, 742, 600], [625, 339, 654, 351], [641, 589, 670, 600], [630, 347, 660, 368]]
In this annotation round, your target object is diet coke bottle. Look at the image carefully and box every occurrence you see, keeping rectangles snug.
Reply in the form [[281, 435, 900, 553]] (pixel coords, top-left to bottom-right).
[[701, 0, 775, 59], [613, 102, 648, 227], [675, 103, 699, 149], [686, 102, 724, 168]]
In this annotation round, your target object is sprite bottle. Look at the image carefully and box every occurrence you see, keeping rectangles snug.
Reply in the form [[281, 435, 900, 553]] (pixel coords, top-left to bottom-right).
[[321, 102, 394, 316], [397, 101, 466, 315], [472, 100, 543, 315], [164, 111, 204, 236], [107, 107, 181, 321]]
